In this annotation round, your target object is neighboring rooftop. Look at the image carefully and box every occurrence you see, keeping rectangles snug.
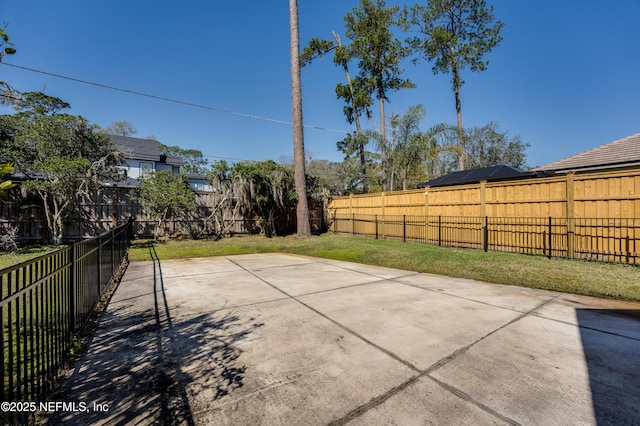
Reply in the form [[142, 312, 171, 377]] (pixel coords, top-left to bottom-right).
[[109, 134, 161, 162], [419, 165, 537, 188], [533, 132, 640, 173]]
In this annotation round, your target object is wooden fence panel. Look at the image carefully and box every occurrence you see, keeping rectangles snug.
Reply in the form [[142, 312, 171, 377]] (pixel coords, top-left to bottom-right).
[[328, 169, 640, 264], [350, 193, 386, 216], [381, 190, 426, 216], [329, 170, 640, 222], [573, 170, 640, 219], [1, 187, 325, 243], [426, 185, 481, 217]]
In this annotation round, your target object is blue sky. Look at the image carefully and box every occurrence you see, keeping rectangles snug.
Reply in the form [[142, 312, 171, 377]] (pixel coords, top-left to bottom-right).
[[1, 0, 639, 169]]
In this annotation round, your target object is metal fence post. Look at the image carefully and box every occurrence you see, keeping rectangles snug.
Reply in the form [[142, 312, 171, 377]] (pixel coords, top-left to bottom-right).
[[548, 216, 553, 259], [111, 228, 115, 277], [375, 215, 378, 239], [483, 216, 489, 252], [352, 213, 355, 236], [403, 215, 406, 243], [68, 245, 76, 336], [438, 215, 442, 246], [97, 234, 102, 292]]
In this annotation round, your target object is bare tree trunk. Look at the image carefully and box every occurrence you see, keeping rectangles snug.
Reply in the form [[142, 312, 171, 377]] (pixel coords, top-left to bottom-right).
[[289, 0, 311, 238], [379, 97, 388, 191], [454, 67, 465, 171], [450, 37, 465, 171], [332, 31, 368, 194]]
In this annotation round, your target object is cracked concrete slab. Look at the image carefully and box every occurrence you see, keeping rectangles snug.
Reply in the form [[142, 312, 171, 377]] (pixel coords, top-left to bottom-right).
[[299, 281, 524, 371], [45, 253, 640, 425]]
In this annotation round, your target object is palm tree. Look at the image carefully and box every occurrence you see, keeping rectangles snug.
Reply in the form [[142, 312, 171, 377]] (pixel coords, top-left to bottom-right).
[[390, 105, 427, 190]]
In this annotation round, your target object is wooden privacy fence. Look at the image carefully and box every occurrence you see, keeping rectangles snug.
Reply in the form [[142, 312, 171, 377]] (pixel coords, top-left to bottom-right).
[[328, 169, 640, 264], [329, 170, 640, 219], [1, 222, 131, 424], [1, 188, 326, 242]]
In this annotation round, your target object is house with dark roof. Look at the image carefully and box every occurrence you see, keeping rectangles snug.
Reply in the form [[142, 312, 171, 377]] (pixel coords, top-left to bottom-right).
[[418, 132, 640, 189], [109, 135, 183, 186], [533, 132, 640, 174], [109, 135, 212, 191], [418, 165, 539, 188]]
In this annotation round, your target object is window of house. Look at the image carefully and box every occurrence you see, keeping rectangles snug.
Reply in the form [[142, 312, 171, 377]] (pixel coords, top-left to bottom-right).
[[140, 162, 154, 177]]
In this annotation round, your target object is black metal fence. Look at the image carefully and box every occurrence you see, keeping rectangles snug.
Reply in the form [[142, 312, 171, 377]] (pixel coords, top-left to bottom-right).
[[331, 214, 640, 264], [1, 222, 131, 421]]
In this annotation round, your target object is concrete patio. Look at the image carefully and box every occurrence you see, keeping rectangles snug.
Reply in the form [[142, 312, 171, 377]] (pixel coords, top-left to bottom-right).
[[45, 253, 640, 425]]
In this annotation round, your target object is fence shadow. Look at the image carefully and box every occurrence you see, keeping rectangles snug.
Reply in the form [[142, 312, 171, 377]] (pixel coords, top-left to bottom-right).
[[45, 242, 262, 425], [576, 309, 640, 424]]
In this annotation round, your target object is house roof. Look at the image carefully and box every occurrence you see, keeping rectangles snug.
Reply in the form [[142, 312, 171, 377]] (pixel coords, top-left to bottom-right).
[[533, 132, 640, 172], [419, 165, 536, 188], [109, 134, 161, 162], [162, 154, 185, 166]]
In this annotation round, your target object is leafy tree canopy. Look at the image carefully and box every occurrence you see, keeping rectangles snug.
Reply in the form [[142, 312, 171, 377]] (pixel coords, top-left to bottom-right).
[[159, 143, 209, 176], [135, 170, 196, 239], [402, 0, 504, 82], [465, 122, 529, 169], [401, 0, 504, 170], [0, 162, 16, 196], [344, 0, 415, 190], [345, 0, 415, 103], [100, 120, 138, 137], [0, 92, 124, 244], [208, 160, 314, 237], [0, 28, 20, 106], [0, 28, 16, 57], [426, 121, 529, 177]]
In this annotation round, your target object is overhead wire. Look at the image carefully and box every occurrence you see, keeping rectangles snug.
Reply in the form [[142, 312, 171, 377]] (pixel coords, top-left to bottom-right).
[[1, 62, 350, 134]]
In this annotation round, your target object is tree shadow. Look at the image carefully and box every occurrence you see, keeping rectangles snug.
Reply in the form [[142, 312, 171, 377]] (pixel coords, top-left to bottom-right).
[[44, 242, 262, 425], [576, 308, 640, 425]]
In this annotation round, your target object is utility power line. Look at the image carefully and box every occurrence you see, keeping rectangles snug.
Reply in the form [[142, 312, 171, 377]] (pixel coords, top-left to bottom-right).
[[1, 62, 350, 134]]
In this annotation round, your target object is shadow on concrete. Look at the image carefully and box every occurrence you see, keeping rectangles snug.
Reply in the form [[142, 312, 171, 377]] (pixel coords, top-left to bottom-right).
[[576, 309, 640, 425], [46, 242, 262, 425]]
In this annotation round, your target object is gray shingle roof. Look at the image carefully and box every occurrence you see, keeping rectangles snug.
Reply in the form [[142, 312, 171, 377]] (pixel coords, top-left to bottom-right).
[[109, 135, 161, 162], [533, 133, 640, 172], [162, 154, 185, 166]]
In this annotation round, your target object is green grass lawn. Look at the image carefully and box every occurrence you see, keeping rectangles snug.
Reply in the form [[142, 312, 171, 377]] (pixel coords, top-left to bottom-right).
[[0, 246, 59, 271], [129, 233, 640, 302]]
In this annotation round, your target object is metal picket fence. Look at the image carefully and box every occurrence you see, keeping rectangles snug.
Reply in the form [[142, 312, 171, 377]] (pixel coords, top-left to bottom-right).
[[1, 221, 132, 422], [331, 214, 640, 264]]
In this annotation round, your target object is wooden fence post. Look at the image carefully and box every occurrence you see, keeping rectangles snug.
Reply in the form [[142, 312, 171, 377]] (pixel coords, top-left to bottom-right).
[[480, 180, 487, 218], [111, 189, 118, 228], [381, 192, 386, 238], [424, 186, 430, 241], [566, 173, 575, 259], [333, 212, 336, 234], [424, 186, 430, 216]]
